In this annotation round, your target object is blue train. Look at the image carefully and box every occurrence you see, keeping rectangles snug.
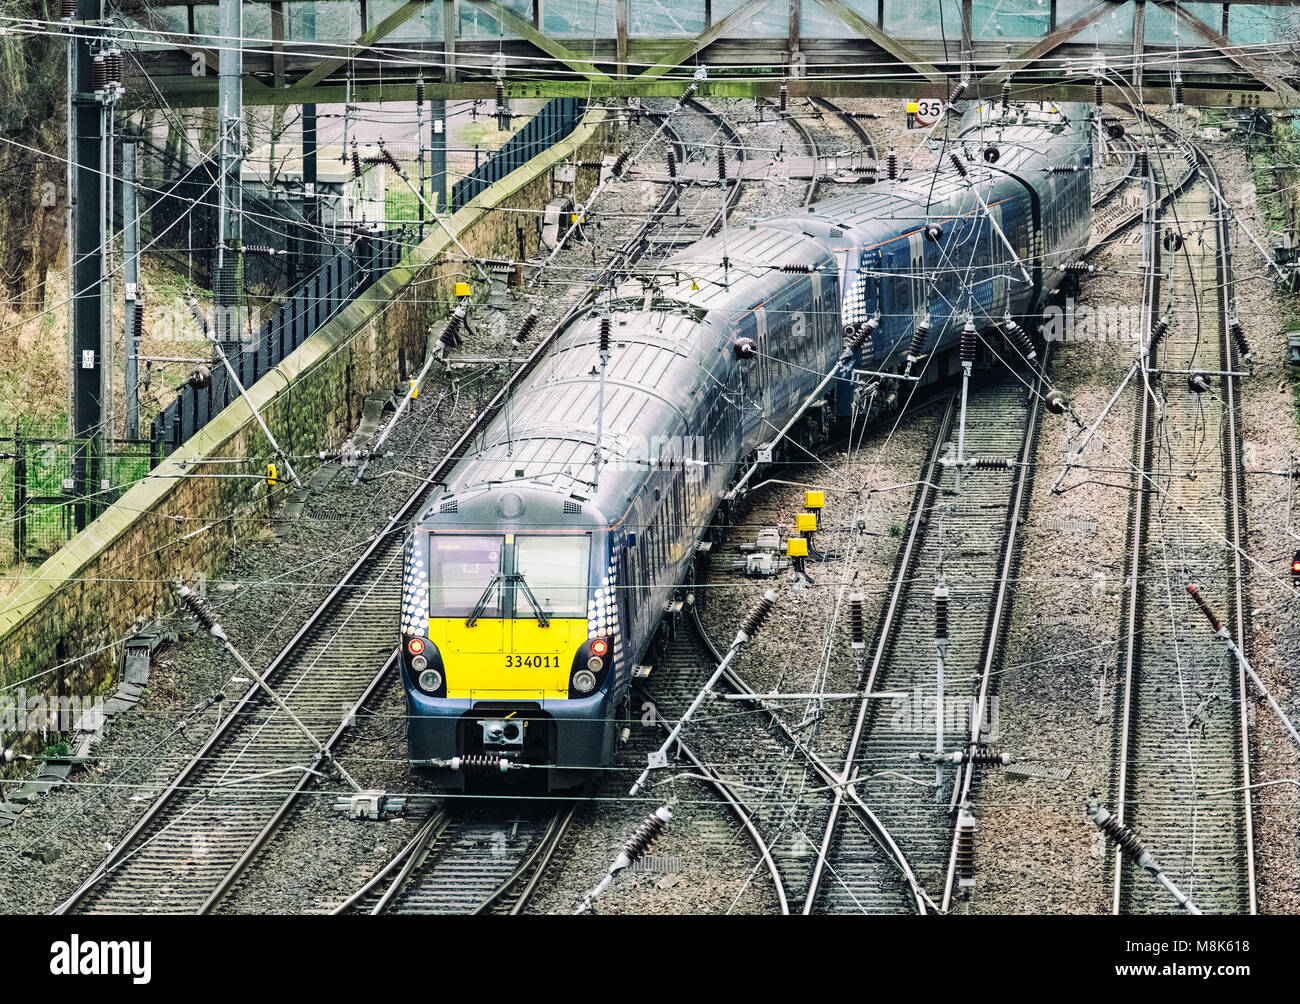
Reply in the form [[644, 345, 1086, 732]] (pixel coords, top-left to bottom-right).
[[399, 101, 1093, 791]]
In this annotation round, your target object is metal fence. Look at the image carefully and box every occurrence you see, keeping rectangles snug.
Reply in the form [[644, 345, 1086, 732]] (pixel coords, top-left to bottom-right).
[[0, 422, 156, 565], [150, 228, 410, 459], [450, 98, 586, 211]]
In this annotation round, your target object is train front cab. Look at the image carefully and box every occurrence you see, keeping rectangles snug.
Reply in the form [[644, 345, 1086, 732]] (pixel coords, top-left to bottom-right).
[[401, 518, 619, 793]]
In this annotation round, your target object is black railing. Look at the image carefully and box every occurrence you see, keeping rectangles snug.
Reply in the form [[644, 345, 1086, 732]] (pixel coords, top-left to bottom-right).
[[149, 229, 409, 460], [450, 98, 586, 211]]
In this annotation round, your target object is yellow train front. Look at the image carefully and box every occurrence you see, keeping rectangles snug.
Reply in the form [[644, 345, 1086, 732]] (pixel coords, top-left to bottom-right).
[[400, 486, 623, 793]]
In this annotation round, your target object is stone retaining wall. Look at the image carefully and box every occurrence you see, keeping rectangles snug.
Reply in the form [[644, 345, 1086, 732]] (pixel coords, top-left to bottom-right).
[[0, 110, 612, 711]]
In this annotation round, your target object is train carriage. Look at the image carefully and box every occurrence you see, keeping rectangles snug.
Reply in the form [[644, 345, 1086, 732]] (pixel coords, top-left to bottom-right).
[[400, 101, 1093, 791]]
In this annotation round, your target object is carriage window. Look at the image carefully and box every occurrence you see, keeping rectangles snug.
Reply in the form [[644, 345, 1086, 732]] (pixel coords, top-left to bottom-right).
[[515, 534, 591, 619], [429, 535, 503, 618]]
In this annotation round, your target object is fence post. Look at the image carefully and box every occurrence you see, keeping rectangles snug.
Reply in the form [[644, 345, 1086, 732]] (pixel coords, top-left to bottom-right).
[[13, 432, 26, 563]]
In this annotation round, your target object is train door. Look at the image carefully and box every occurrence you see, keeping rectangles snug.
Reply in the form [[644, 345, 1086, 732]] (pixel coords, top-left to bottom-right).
[[989, 204, 1007, 318], [908, 231, 927, 330], [755, 307, 773, 419]]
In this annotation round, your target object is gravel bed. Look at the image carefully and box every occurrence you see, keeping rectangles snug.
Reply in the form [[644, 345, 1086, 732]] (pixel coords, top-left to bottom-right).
[[968, 123, 1300, 915]]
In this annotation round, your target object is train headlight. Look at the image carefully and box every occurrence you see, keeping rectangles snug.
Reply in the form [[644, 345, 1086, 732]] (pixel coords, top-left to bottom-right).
[[418, 668, 443, 693], [587, 656, 603, 672], [571, 669, 598, 694], [412, 655, 428, 671]]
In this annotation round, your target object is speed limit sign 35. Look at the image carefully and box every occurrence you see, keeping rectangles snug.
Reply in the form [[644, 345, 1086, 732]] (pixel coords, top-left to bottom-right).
[[910, 97, 945, 127]]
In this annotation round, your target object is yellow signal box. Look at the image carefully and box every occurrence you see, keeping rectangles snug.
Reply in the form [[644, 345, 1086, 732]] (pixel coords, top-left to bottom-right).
[[786, 537, 808, 558], [795, 512, 818, 533], [804, 490, 825, 510], [453, 282, 472, 297]]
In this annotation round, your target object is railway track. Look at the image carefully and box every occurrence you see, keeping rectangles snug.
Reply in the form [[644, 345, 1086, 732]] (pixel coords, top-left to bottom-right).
[[791, 372, 1044, 913], [1108, 133, 1255, 914], [51, 100, 747, 916], [332, 803, 575, 915]]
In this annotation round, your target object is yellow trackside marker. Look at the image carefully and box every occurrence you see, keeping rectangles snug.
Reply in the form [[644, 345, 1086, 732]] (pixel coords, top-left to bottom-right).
[[505, 711, 516, 719], [410, 379, 418, 399], [804, 490, 825, 510], [906, 101, 919, 114], [266, 463, 277, 487], [795, 512, 818, 533], [786, 537, 808, 558], [453, 281, 471, 297]]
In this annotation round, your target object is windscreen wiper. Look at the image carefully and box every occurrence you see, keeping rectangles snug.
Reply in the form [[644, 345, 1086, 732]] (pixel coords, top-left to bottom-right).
[[509, 573, 551, 628], [465, 574, 502, 627]]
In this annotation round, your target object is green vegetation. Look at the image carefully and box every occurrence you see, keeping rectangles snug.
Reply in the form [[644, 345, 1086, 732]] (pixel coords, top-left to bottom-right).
[[40, 740, 69, 760]]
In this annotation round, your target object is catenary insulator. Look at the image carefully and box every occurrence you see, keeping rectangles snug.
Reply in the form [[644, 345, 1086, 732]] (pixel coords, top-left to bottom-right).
[[963, 747, 1012, 766], [512, 306, 540, 349], [92, 52, 107, 93], [60, 0, 76, 19], [780, 263, 813, 273], [187, 296, 210, 338], [934, 584, 949, 640], [1044, 389, 1067, 414], [666, 149, 678, 183], [1228, 316, 1252, 363], [973, 457, 1014, 470], [1001, 78, 1011, 111], [453, 754, 509, 775], [717, 146, 727, 182], [739, 589, 776, 640], [178, 584, 220, 632], [779, 80, 788, 112], [1088, 798, 1150, 866], [380, 146, 401, 173], [1173, 74, 1184, 108], [849, 591, 865, 650], [1147, 314, 1171, 355], [1186, 583, 1223, 633], [959, 318, 977, 365], [439, 303, 467, 349], [351, 145, 362, 179], [133, 296, 144, 342], [1060, 261, 1097, 274], [954, 809, 976, 886], [906, 318, 931, 363], [1136, 149, 1148, 177], [612, 151, 629, 177], [1049, 165, 1081, 174], [842, 316, 878, 359], [678, 82, 698, 106], [858, 164, 878, 183], [1095, 80, 1103, 108], [886, 149, 897, 181], [949, 152, 969, 178], [598, 315, 611, 355], [948, 78, 969, 103], [1002, 317, 1037, 363], [623, 807, 671, 863], [415, 75, 425, 107]]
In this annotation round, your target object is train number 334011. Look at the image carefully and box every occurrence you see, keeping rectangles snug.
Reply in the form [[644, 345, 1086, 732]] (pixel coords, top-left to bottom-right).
[[504, 654, 562, 668]]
